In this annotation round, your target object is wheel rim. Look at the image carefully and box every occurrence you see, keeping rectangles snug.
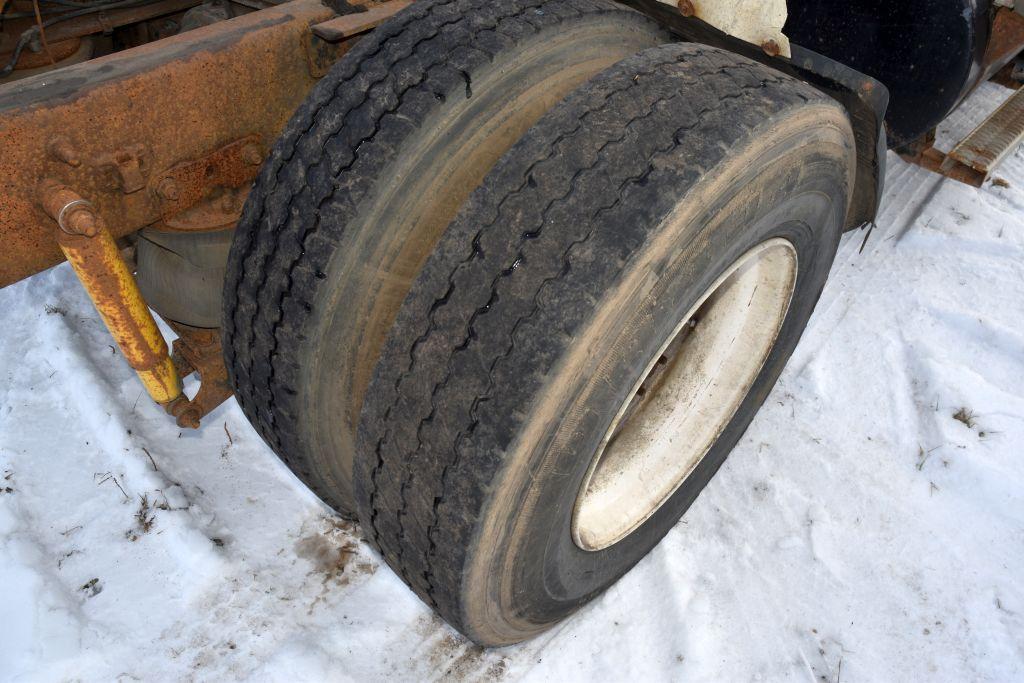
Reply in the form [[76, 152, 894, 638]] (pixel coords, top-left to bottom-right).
[[571, 238, 799, 551]]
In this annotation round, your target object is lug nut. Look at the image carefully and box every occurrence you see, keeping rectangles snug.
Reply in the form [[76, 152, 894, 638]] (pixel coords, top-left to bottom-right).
[[677, 0, 695, 16]]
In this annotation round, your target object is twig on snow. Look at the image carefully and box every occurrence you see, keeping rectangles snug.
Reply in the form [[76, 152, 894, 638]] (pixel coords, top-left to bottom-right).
[[142, 447, 158, 472], [95, 472, 129, 501]]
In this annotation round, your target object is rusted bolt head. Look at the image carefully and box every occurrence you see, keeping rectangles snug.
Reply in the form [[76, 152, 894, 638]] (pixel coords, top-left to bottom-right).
[[48, 137, 81, 167], [219, 191, 236, 212], [241, 144, 263, 166], [65, 207, 99, 237], [156, 177, 180, 201], [677, 0, 695, 16], [761, 39, 782, 57], [176, 406, 202, 429]]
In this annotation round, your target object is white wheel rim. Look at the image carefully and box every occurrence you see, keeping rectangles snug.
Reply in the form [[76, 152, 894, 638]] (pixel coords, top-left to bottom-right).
[[571, 238, 799, 551]]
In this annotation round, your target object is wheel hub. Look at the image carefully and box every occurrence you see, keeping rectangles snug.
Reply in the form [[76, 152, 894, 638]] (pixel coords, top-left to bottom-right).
[[572, 238, 799, 551]]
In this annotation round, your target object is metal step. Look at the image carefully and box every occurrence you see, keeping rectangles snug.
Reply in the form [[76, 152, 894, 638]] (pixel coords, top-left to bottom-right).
[[944, 85, 1024, 181]]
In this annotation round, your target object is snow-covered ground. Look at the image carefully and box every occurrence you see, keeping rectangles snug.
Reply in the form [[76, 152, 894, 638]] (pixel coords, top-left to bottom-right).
[[2, 83, 1023, 682]]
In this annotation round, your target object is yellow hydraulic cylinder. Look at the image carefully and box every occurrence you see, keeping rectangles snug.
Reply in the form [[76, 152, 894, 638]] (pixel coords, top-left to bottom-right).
[[41, 181, 183, 405]]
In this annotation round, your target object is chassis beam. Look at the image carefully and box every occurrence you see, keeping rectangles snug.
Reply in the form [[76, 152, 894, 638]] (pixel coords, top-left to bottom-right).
[[0, 0, 346, 287]]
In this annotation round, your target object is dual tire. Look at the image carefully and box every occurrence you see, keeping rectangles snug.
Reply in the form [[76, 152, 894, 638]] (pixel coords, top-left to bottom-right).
[[224, 0, 855, 646], [222, 0, 670, 515]]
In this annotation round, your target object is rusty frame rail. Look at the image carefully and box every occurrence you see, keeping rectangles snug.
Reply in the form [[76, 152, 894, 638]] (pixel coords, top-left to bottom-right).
[[0, 0, 399, 426], [0, 0, 348, 288]]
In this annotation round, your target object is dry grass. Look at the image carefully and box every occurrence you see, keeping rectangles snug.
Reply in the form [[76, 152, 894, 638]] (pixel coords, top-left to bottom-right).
[[125, 494, 155, 542], [953, 407, 977, 429]]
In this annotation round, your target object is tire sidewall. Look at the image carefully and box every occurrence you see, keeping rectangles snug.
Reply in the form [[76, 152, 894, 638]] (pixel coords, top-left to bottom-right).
[[460, 106, 854, 644]]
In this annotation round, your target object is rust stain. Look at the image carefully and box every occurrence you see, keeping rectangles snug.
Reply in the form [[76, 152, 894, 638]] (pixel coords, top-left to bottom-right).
[[676, 0, 695, 17], [0, 0, 346, 287], [761, 39, 781, 57], [981, 7, 1024, 84]]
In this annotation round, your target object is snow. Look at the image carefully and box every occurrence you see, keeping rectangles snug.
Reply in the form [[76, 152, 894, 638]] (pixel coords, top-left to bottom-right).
[[2, 83, 1024, 682]]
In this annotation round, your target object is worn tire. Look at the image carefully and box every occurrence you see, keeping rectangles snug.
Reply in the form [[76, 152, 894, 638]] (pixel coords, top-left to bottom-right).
[[355, 43, 856, 645], [221, 0, 668, 514]]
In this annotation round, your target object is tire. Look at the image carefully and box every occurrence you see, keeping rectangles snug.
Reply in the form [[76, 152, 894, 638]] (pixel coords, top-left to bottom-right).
[[222, 0, 668, 515], [355, 43, 856, 645]]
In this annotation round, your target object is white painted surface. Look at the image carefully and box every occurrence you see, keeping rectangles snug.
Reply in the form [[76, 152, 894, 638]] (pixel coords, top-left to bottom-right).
[[655, 0, 791, 57], [574, 239, 797, 551], [1, 83, 1023, 681]]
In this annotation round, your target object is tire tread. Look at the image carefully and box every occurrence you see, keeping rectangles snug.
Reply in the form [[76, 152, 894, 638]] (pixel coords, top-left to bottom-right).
[[355, 44, 830, 629]]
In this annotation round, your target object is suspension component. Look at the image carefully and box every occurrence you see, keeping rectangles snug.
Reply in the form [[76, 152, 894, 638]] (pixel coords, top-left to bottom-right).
[[40, 179, 183, 406]]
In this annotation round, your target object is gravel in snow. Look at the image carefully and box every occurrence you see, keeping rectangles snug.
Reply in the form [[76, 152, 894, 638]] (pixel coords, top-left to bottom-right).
[[1, 83, 1023, 682]]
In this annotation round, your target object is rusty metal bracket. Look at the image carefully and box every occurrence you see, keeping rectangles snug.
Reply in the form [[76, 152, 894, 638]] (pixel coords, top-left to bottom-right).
[[40, 178, 229, 428], [151, 135, 263, 231], [981, 7, 1024, 85], [94, 143, 150, 194], [303, 26, 354, 78], [164, 321, 233, 429], [305, 0, 407, 76], [899, 144, 986, 187]]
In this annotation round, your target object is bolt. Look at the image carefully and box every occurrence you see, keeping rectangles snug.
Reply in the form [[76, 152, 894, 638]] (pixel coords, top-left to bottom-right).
[[241, 144, 263, 166], [64, 207, 99, 237], [48, 137, 81, 167], [39, 180, 104, 237], [176, 406, 202, 429], [761, 39, 782, 57], [677, 0, 695, 16], [156, 177, 180, 201]]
